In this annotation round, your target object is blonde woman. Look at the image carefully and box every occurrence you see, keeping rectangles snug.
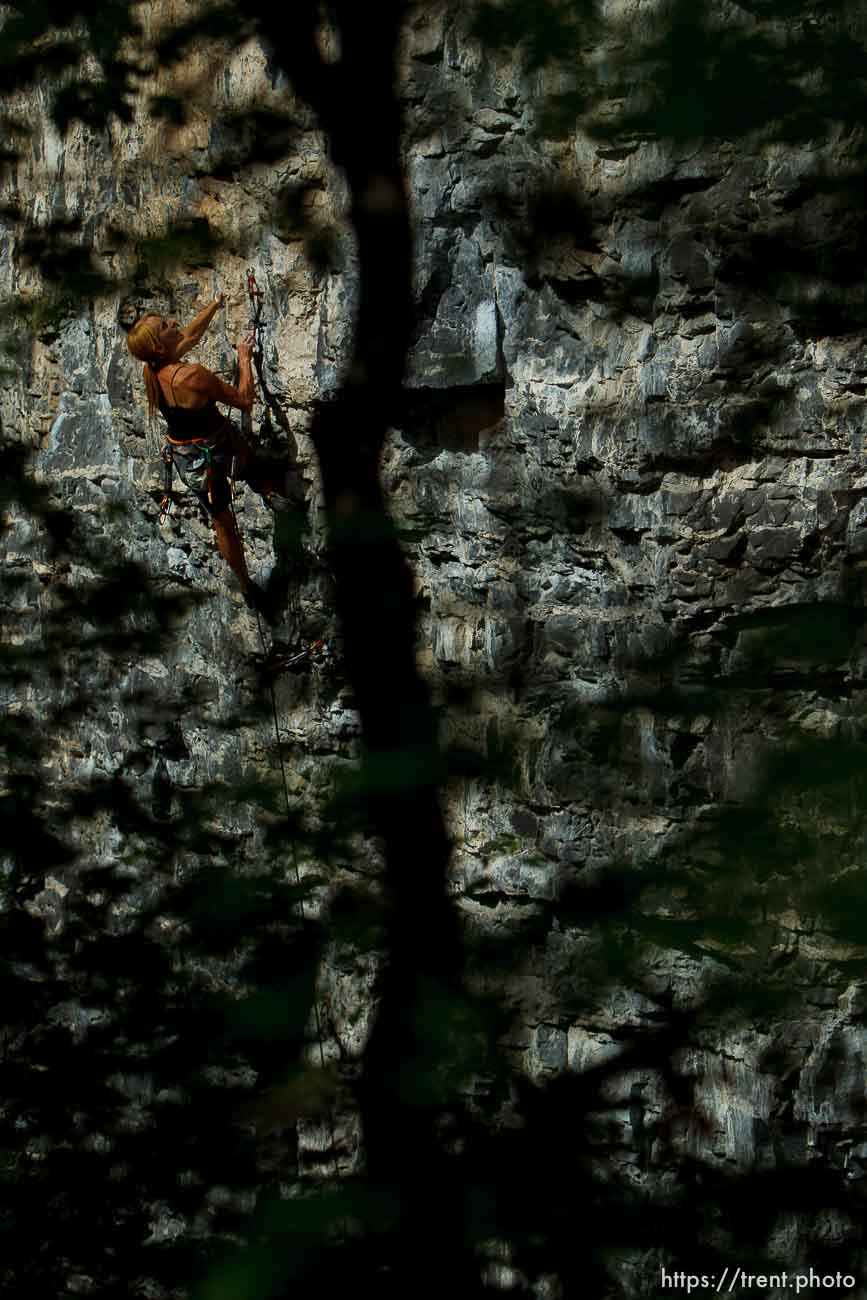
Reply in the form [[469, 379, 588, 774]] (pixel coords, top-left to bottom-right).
[[127, 295, 285, 615]]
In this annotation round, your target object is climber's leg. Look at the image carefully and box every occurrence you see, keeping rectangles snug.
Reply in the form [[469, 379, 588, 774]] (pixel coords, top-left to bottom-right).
[[212, 506, 252, 592], [203, 457, 251, 592]]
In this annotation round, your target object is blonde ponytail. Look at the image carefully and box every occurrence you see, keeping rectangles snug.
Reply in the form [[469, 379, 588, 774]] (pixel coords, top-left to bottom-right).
[[126, 317, 166, 420]]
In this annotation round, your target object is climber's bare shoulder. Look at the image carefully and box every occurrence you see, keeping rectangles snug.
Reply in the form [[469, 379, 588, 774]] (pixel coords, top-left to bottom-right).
[[183, 364, 250, 411]]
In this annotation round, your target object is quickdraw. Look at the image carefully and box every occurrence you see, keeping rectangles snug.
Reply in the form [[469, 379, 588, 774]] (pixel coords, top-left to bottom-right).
[[249, 638, 332, 682], [280, 637, 329, 670], [247, 266, 265, 355], [159, 445, 174, 524]]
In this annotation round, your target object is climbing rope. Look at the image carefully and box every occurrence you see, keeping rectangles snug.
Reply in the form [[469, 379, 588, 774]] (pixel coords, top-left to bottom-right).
[[149, 283, 342, 1183], [245, 267, 294, 438], [229, 492, 343, 1183], [240, 266, 305, 633]]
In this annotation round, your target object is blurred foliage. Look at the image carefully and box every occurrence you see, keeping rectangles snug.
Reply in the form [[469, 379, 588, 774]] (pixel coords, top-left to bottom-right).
[[0, 0, 145, 130], [18, 219, 113, 296], [1, 287, 78, 349], [473, 0, 602, 75], [0, 216, 224, 361], [2, 0, 867, 1297], [208, 107, 302, 174], [473, 0, 867, 145], [151, 0, 258, 69], [130, 218, 223, 279], [0, 438, 335, 1296]]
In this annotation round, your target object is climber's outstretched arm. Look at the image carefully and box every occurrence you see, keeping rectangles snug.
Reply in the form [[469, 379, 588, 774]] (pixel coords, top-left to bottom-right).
[[176, 294, 225, 358], [184, 361, 254, 412]]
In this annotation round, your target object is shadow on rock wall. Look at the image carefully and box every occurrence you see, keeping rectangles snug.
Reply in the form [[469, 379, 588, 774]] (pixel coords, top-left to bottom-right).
[[4, 0, 867, 1295], [6, 409, 867, 1293]]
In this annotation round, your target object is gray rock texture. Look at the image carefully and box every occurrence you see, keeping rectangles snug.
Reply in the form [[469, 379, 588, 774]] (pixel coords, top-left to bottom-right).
[[3, 0, 867, 1293]]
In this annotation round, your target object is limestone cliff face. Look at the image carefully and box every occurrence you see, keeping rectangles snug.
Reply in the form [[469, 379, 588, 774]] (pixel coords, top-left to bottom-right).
[[4, 0, 867, 1287]]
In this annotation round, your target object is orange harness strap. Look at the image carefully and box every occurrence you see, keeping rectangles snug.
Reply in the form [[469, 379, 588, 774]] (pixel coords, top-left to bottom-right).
[[163, 432, 217, 446]]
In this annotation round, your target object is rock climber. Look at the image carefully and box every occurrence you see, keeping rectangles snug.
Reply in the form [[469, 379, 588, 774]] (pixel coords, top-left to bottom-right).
[[126, 294, 289, 615]]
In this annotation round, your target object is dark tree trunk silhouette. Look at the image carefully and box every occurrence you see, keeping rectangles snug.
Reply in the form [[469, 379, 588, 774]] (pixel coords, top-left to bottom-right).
[[250, 3, 468, 1288]]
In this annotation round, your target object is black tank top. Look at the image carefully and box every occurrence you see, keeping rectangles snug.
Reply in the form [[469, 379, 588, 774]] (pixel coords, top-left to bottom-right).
[[156, 365, 228, 441]]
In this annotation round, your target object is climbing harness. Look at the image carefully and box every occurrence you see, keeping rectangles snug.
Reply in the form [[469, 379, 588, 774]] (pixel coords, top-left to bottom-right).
[[159, 435, 217, 521], [156, 370, 232, 525]]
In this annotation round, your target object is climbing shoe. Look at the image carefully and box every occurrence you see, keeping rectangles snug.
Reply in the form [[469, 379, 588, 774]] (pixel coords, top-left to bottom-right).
[[264, 491, 293, 513]]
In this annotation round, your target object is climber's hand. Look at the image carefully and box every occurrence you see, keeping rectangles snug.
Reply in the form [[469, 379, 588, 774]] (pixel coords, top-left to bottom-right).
[[236, 331, 255, 360], [214, 292, 226, 310]]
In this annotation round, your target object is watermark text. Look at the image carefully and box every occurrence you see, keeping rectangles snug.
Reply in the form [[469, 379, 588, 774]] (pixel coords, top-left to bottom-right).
[[661, 1267, 856, 1294]]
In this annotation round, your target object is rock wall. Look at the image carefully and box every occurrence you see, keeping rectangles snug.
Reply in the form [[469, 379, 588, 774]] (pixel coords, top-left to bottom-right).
[[3, 0, 867, 1291]]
